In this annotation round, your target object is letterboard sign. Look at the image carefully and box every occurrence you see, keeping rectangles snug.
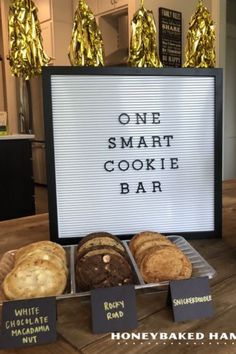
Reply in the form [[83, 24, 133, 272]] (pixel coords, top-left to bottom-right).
[[42, 67, 222, 244], [159, 8, 182, 67]]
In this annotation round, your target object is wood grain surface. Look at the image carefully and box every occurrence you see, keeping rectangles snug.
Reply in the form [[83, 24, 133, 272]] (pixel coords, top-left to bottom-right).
[[0, 181, 236, 353]]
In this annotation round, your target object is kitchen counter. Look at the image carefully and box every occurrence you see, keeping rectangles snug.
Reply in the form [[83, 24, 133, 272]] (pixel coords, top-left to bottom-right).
[[0, 180, 236, 353]]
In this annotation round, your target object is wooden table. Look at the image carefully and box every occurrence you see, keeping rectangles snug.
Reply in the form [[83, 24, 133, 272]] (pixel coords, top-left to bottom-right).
[[0, 180, 236, 353]]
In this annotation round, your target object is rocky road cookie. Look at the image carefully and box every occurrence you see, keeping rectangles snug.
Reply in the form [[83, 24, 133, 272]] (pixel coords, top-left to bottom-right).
[[76, 232, 126, 259], [75, 232, 133, 291], [76, 245, 129, 262], [76, 252, 133, 291]]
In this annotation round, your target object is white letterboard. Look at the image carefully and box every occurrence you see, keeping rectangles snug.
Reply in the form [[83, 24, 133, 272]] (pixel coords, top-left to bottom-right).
[[45, 70, 221, 241]]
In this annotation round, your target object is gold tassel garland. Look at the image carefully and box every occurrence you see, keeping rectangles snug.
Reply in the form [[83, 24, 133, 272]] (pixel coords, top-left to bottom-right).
[[184, 0, 216, 68], [8, 0, 51, 80], [128, 0, 162, 67], [69, 0, 105, 66]]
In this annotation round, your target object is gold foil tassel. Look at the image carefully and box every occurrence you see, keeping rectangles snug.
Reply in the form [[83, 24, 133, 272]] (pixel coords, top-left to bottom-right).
[[8, 0, 51, 80], [69, 0, 105, 66], [128, 0, 162, 67], [184, 0, 216, 68]]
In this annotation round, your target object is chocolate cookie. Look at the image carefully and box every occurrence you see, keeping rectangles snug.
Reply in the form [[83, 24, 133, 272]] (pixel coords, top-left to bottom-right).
[[76, 245, 129, 262], [76, 252, 133, 291], [76, 232, 126, 259]]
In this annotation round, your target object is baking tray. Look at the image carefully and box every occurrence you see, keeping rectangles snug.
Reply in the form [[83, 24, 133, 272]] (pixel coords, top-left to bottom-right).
[[0, 236, 216, 303]]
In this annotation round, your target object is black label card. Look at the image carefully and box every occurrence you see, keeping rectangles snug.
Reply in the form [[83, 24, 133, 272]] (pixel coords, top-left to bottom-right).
[[91, 285, 138, 334], [169, 277, 214, 322], [0, 297, 57, 349]]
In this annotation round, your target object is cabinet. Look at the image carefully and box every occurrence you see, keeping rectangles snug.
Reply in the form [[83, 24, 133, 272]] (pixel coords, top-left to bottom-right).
[[40, 21, 54, 60], [34, 0, 74, 66], [34, 0, 52, 23], [32, 141, 47, 185], [73, 0, 128, 15], [0, 138, 35, 221], [97, 0, 128, 14], [99, 11, 129, 59], [97, 1, 132, 64]]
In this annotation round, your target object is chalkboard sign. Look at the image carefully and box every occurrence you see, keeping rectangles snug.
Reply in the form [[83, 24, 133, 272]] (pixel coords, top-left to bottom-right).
[[169, 277, 214, 322], [42, 67, 222, 244], [91, 285, 138, 334], [0, 297, 57, 349], [159, 8, 182, 67]]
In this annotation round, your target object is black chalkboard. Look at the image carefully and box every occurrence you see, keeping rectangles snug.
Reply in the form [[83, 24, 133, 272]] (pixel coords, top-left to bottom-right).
[[0, 297, 57, 349], [159, 8, 182, 67], [91, 285, 138, 334], [169, 277, 214, 322]]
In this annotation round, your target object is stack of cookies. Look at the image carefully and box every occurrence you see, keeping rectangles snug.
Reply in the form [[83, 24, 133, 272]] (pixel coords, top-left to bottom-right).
[[75, 232, 133, 291], [130, 231, 192, 283], [2, 241, 68, 300]]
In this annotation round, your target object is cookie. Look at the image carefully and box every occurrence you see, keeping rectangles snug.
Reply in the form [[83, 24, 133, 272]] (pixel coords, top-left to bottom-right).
[[0, 252, 15, 283], [76, 251, 133, 291], [3, 259, 67, 300], [140, 246, 184, 283], [136, 244, 176, 267], [76, 245, 129, 262], [14, 249, 68, 275], [77, 232, 126, 258], [130, 231, 193, 283], [176, 253, 193, 279], [15, 241, 66, 265], [129, 231, 168, 256], [135, 239, 174, 265]]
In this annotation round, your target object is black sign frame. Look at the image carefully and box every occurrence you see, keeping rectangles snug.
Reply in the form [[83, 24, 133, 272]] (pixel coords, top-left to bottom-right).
[[42, 67, 222, 245], [159, 7, 182, 67]]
